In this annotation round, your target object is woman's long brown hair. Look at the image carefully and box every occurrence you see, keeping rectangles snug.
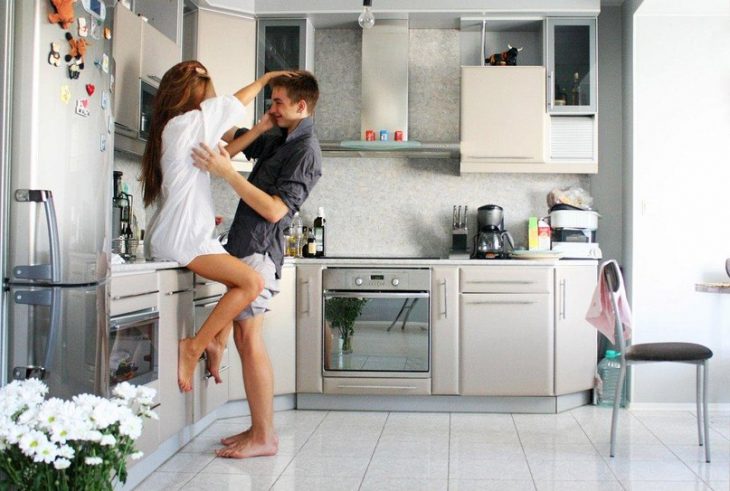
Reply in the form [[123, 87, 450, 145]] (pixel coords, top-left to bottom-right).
[[140, 60, 211, 207]]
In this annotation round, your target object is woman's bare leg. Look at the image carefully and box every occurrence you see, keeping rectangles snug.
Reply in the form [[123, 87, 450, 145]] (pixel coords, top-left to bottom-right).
[[178, 254, 263, 392]]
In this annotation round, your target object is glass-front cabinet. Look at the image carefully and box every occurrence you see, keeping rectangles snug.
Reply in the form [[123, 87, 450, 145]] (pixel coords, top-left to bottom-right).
[[545, 18, 597, 114], [255, 19, 314, 121]]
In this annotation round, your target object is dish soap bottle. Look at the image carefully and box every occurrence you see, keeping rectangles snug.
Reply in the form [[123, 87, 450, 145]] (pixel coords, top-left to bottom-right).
[[313, 207, 326, 257]]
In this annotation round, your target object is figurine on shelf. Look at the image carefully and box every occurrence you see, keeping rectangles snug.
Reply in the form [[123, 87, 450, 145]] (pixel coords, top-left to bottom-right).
[[486, 44, 523, 66]]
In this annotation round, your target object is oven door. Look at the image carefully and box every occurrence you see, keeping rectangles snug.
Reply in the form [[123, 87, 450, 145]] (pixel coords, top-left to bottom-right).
[[109, 308, 159, 387], [322, 291, 430, 378]]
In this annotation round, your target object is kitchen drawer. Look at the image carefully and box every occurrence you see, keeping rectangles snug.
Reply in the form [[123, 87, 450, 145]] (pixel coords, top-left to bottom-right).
[[194, 274, 227, 300], [110, 272, 159, 316], [459, 266, 551, 293], [162, 269, 194, 293]]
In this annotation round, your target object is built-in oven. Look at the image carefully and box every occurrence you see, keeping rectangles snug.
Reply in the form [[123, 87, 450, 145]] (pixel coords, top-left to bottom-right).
[[109, 308, 159, 387], [322, 268, 431, 389]]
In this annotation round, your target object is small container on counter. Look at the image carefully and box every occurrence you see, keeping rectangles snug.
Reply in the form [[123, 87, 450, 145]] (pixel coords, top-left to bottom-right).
[[379, 129, 388, 141], [365, 130, 375, 141], [394, 130, 403, 141]]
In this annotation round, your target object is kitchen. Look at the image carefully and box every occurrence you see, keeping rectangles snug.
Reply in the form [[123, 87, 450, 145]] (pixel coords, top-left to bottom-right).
[[2, 0, 730, 490]]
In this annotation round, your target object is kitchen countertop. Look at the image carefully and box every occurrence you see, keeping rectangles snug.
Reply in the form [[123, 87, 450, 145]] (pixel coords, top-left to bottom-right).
[[111, 256, 595, 273]]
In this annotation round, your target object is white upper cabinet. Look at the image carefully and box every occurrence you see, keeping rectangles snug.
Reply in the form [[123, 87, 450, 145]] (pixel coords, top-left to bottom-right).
[[460, 66, 546, 170]]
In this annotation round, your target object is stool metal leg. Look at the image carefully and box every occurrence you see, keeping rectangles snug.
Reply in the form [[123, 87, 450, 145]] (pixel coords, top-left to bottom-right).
[[696, 364, 704, 447], [609, 362, 627, 458], [703, 360, 711, 463]]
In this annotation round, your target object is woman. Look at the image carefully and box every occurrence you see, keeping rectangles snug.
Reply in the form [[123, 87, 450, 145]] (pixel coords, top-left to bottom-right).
[[141, 60, 288, 392]]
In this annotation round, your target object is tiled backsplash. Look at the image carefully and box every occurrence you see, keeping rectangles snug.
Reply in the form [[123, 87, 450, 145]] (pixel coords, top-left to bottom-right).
[[114, 27, 587, 257]]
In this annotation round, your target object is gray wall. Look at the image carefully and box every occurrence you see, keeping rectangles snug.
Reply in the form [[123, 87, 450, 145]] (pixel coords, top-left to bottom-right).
[[115, 27, 593, 258]]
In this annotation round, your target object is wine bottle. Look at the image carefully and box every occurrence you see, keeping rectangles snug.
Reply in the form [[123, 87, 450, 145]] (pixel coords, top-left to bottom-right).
[[313, 207, 326, 257], [570, 72, 581, 106]]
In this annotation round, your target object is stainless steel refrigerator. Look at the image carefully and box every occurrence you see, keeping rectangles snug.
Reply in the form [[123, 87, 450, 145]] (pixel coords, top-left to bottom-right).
[[1, 0, 113, 398]]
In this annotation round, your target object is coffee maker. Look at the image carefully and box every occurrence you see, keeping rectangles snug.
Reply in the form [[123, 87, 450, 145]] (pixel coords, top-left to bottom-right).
[[473, 204, 514, 259]]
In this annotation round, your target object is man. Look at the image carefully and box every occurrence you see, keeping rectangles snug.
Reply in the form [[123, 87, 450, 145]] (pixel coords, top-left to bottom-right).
[[191, 71, 321, 458]]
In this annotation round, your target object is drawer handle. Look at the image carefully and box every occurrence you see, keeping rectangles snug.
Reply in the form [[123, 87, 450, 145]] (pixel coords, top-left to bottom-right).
[[166, 288, 194, 296], [466, 280, 533, 284], [111, 290, 159, 301], [465, 300, 537, 305], [205, 364, 230, 380], [336, 384, 418, 390]]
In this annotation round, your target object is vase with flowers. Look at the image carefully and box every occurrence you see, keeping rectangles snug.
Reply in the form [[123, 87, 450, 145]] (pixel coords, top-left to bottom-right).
[[0, 379, 157, 491], [324, 296, 369, 354]]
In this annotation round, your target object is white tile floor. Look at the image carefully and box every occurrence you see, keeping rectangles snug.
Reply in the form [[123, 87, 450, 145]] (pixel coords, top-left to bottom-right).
[[135, 406, 730, 491]]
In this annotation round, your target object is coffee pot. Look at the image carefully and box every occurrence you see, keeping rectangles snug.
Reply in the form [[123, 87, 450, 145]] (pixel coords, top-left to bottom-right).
[[474, 226, 515, 259], [472, 204, 514, 259]]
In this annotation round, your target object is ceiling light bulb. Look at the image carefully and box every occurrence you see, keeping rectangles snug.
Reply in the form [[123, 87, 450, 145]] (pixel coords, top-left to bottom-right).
[[358, 0, 375, 29]]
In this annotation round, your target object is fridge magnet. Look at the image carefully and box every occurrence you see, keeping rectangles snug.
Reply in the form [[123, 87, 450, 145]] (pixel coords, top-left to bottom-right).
[[75, 98, 90, 117], [78, 17, 88, 37], [107, 114, 113, 134], [110, 74, 114, 93], [64, 32, 89, 70], [67, 61, 81, 79], [101, 53, 109, 73], [85, 83, 95, 96], [101, 90, 109, 110], [90, 19, 99, 39], [60, 85, 71, 104], [48, 42, 62, 67], [104, 27, 112, 40], [47, 0, 75, 30], [100, 134, 107, 152]]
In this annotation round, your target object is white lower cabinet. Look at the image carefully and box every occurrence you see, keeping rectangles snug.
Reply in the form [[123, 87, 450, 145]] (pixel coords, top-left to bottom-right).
[[554, 264, 598, 394], [228, 264, 296, 400], [128, 380, 160, 468], [460, 292, 554, 396], [295, 264, 324, 394], [157, 270, 194, 440], [431, 266, 459, 395]]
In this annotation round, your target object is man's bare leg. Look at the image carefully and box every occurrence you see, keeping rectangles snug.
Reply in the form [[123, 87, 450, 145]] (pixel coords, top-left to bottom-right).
[[217, 315, 278, 458]]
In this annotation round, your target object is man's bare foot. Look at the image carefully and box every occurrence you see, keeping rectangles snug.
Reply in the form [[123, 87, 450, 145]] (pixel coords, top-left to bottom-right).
[[216, 432, 279, 459], [205, 339, 226, 384], [220, 427, 251, 446], [178, 337, 199, 392]]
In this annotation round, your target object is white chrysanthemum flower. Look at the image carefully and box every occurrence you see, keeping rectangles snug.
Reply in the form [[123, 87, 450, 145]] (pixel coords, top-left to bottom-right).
[[18, 430, 47, 458], [85, 456, 103, 465], [84, 430, 103, 442], [118, 415, 142, 439], [53, 458, 71, 469], [113, 382, 137, 402], [135, 386, 156, 406], [91, 399, 120, 429], [100, 434, 116, 446], [4, 423, 29, 445], [130, 451, 144, 460], [57, 444, 75, 459], [33, 440, 57, 464]]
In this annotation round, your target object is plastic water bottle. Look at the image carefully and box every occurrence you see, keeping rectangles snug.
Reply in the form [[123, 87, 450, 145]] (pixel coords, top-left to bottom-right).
[[597, 350, 627, 407]]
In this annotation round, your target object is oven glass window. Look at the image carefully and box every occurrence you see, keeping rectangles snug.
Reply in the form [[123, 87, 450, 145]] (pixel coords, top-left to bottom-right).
[[323, 295, 429, 373], [109, 321, 156, 386]]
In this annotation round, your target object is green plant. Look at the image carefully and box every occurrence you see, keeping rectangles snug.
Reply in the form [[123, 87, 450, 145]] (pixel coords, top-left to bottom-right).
[[325, 297, 368, 352]]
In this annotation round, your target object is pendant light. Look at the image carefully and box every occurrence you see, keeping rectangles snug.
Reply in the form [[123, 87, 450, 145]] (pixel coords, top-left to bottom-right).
[[358, 0, 375, 29]]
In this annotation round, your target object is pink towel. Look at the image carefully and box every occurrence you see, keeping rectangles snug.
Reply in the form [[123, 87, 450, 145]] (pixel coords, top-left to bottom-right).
[[586, 260, 633, 343]]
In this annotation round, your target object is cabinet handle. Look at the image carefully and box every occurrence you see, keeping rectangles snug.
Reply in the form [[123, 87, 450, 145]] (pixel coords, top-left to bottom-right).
[[462, 155, 533, 161], [560, 279, 567, 320], [548, 70, 555, 110], [166, 288, 194, 296], [336, 384, 418, 391], [301, 279, 311, 314], [466, 280, 532, 284], [465, 300, 536, 305], [111, 290, 159, 301], [147, 75, 162, 83], [441, 279, 448, 318]]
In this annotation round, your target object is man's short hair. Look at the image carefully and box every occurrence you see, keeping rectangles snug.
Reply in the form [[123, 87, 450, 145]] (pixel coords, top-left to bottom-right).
[[269, 70, 319, 113]]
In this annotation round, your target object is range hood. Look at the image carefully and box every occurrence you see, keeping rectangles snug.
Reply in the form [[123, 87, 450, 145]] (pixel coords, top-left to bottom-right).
[[324, 19, 458, 158]]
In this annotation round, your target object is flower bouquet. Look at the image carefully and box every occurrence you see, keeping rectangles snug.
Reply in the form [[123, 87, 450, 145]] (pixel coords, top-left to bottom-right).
[[0, 379, 157, 491]]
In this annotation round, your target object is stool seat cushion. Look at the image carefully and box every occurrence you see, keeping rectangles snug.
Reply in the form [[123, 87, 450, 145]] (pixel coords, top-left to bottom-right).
[[626, 342, 713, 362]]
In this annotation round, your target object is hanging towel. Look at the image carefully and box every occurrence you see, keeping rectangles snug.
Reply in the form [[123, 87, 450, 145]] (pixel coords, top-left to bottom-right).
[[586, 260, 633, 343]]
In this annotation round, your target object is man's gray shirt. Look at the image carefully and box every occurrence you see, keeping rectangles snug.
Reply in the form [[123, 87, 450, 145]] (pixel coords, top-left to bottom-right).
[[225, 117, 322, 277]]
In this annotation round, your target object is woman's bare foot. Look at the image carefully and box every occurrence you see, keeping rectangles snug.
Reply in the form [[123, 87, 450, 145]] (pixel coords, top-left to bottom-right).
[[178, 337, 199, 392], [215, 432, 279, 459], [220, 427, 251, 446], [205, 339, 226, 384]]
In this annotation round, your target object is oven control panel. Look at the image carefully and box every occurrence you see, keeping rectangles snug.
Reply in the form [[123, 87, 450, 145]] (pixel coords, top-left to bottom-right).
[[323, 268, 431, 291]]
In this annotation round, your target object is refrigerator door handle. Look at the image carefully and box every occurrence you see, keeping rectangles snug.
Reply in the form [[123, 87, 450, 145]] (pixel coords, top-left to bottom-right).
[[12, 286, 62, 379], [13, 190, 61, 283]]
